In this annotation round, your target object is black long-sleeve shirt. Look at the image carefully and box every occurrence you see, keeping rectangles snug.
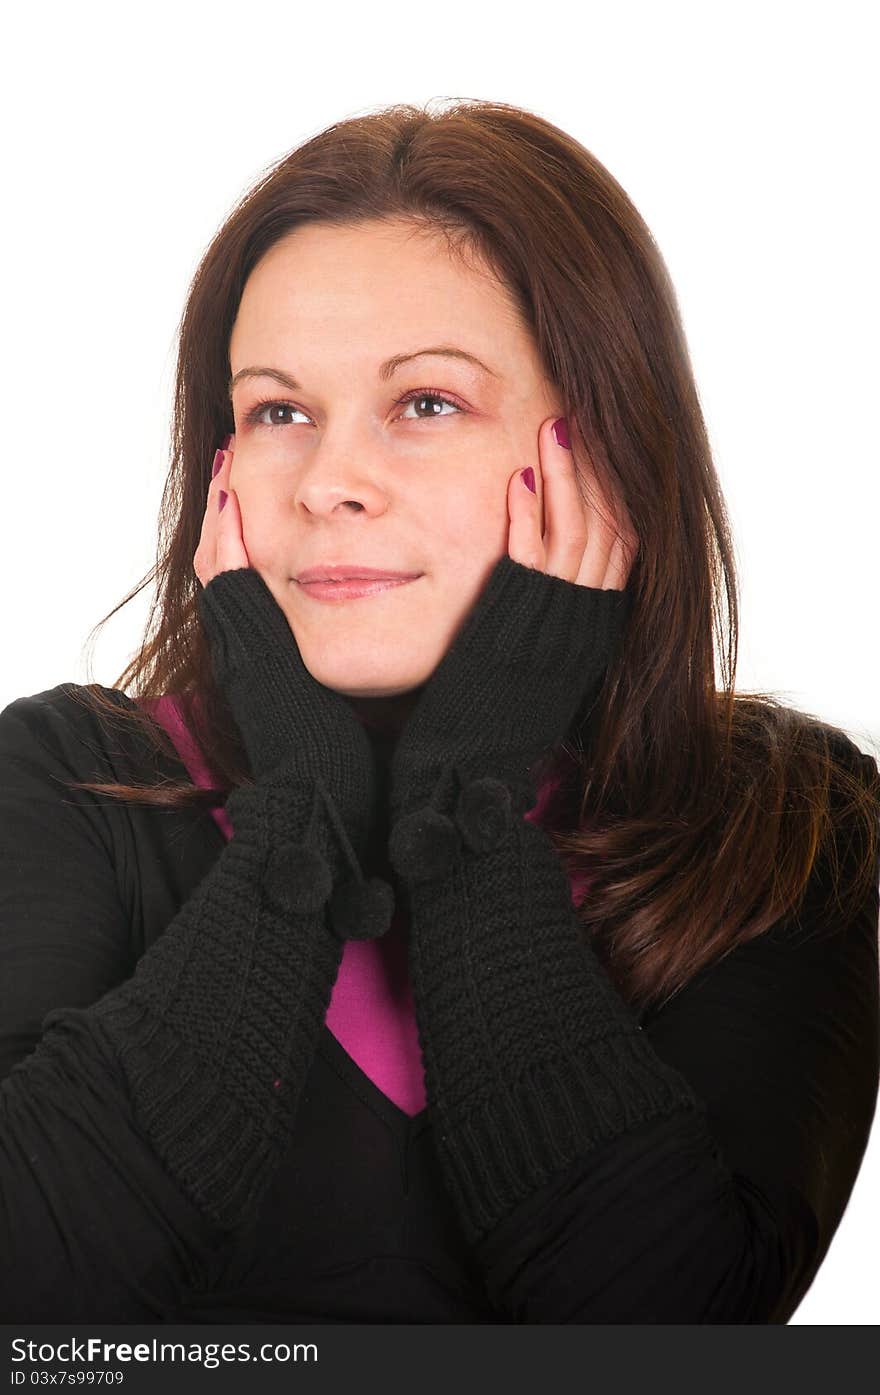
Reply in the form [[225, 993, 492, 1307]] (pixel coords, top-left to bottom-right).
[[0, 682, 877, 1322]]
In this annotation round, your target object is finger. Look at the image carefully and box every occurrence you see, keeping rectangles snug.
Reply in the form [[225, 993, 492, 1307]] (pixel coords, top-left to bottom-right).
[[539, 417, 590, 583], [560, 427, 633, 592], [507, 464, 546, 571], [193, 448, 226, 587], [579, 489, 638, 592], [215, 450, 250, 575], [195, 438, 248, 585], [596, 463, 638, 591], [600, 532, 632, 592]]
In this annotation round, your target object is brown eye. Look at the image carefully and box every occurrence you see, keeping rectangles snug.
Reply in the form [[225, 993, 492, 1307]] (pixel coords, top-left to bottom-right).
[[244, 399, 307, 429], [396, 390, 464, 420]]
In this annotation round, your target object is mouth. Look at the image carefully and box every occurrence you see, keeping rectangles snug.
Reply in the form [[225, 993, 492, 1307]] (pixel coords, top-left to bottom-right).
[[296, 565, 422, 584], [295, 575, 421, 603]]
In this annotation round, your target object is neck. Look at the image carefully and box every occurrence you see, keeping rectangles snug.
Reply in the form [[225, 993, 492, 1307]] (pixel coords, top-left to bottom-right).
[[344, 690, 426, 899], [345, 686, 426, 741]]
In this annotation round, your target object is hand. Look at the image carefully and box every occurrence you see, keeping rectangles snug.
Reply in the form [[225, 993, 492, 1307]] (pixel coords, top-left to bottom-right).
[[507, 415, 638, 591], [387, 415, 636, 880], [193, 437, 380, 866], [193, 435, 251, 587]]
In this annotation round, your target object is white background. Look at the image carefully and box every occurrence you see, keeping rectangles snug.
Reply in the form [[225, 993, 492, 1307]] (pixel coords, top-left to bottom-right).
[[1, 0, 877, 1323]]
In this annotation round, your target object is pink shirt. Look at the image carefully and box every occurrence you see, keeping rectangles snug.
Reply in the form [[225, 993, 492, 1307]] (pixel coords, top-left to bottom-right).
[[142, 695, 590, 1119]]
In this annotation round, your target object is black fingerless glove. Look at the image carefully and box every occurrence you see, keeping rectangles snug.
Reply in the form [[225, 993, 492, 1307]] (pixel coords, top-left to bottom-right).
[[75, 569, 396, 1230], [198, 567, 394, 936], [388, 554, 632, 879], [383, 557, 698, 1243]]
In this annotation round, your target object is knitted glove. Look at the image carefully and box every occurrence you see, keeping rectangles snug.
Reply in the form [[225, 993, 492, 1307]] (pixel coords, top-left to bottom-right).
[[387, 553, 632, 864], [77, 567, 393, 1229], [386, 554, 699, 1242], [197, 566, 394, 940]]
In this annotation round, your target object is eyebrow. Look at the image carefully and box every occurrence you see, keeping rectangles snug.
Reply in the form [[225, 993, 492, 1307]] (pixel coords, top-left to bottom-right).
[[227, 345, 500, 399]]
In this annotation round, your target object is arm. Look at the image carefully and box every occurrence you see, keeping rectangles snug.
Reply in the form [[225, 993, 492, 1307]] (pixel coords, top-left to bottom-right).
[[0, 689, 352, 1320], [387, 556, 879, 1322], [476, 799, 876, 1323], [471, 741, 879, 1323], [0, 570, 388, 1322]]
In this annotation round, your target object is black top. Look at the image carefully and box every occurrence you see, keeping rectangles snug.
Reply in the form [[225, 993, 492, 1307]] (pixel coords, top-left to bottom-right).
[[0, 680, 877, 1323]]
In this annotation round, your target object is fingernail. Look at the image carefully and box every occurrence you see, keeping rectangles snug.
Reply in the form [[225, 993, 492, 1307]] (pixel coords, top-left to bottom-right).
[[211, 449, 224, 479], [521, 467, 536, 494], [221, 433, 233, 451], [218, 490, 228, 512], [552, 417, 571, 449]]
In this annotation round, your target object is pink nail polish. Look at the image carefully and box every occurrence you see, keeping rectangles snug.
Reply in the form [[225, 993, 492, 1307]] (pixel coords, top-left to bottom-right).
[[218, 490, 228, 512], [211, 449, 224, 479], [552, 417, 571, 449], [521, 467, 536, 494]]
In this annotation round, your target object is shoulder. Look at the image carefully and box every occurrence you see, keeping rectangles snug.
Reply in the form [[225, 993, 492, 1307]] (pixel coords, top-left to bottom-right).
[[784, 718, 879, 939], [1, 680, 131, 732], [813, 722, 878, 781], [799, 720, 880, 825], [1, 680, 131, 750], [766, 707, 880, 804], [0, 682, 167, 786]]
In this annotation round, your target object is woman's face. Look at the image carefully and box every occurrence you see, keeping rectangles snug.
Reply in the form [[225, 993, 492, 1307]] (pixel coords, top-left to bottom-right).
[[227, 216, 564, 711]]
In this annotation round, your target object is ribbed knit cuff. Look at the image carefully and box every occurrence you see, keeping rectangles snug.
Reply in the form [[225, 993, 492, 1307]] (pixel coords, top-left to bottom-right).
[[197, 568, 378, 858], [432, 1022, 702, 1245], [403, 811, 701, 1246], [198, 565, 307, 667], [389, 556, 632, 824], [60, 779, 346, 1230]]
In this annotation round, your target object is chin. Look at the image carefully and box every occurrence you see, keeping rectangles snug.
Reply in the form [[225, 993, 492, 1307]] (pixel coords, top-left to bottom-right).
[[301, 670, 409, 698], [343, 684, 425, 701], [337, 687, 401, 700], [301, 653, 431, 697]]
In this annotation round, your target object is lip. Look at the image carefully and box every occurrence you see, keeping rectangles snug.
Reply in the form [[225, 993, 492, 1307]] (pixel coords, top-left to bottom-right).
[[296, 565, 422, 583], [296, 576, 420, 603]]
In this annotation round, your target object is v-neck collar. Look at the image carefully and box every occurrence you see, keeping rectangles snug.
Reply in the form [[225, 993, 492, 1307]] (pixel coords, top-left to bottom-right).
[[318, 1022, 432, 1140], [167, 751, 431, 1135]]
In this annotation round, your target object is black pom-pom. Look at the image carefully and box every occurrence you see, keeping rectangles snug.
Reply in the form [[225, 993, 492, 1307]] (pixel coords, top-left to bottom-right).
[[329, 875, 395, 941], [388, 807, 460, 884], [264, 842, 332, 914], [455, 777, 513, 853]]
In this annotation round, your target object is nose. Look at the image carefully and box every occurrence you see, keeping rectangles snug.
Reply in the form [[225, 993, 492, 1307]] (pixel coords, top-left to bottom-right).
[[293, 433, 391, 516]]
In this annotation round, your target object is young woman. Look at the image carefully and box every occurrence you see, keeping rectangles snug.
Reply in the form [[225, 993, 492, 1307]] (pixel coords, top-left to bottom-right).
[[1, 99, 877, 1325]]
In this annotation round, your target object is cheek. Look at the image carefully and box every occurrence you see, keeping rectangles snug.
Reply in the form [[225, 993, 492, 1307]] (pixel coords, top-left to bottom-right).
[[229, 465, 288, 514], [227, 481, 290, 567], [229, 453, 283, 488], [430, 469, 509, 556]]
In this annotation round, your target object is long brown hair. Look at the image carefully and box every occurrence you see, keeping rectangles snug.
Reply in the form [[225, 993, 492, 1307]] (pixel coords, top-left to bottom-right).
[[63, 97, 879, 1019]]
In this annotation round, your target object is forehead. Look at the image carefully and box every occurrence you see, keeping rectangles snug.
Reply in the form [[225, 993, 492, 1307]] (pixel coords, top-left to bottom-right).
[[245, 217, 499, 293], [229, 219, 531, 368]]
